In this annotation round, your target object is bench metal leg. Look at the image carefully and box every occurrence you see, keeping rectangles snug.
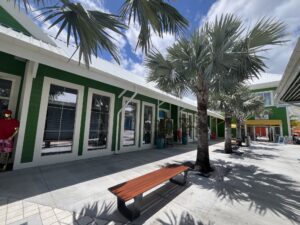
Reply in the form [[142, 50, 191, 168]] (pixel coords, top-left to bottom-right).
[[117, 194, 142, 221], [170, 171, 188, 186]]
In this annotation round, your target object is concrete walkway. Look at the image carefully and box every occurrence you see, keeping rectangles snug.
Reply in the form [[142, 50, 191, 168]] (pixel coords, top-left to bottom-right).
[[0, 141, 299, 225]]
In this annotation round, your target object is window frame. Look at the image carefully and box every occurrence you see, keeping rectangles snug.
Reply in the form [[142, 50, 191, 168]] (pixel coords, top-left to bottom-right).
[[120, 97, 140, 151], [33, 77, 84, 166], [141, 102, 155, 148], [83, 88, 115, 156], [256, 91, 274, 107], [0, 72, 21, 118]]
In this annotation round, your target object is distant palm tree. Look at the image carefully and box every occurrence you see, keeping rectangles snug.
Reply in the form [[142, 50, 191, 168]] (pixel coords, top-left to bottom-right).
[[210, 85, 265, 150], [146, 14, 285, 173], [232, 86, 266, 143], [10, 0, 188, 67]]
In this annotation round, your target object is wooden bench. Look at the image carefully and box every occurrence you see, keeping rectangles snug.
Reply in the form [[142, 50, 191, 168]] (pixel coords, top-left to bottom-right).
[[108, 165, 189, 221]]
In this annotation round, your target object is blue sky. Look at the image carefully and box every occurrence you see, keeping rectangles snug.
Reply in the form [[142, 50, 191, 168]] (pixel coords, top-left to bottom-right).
[[99, 0, 216, 65], [30, 0, 300, 82]]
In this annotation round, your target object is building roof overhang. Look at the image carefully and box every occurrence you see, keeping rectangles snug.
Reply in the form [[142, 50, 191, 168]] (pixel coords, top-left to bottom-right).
[[275, 37, 300, 105], [0, 24, 224, 119]]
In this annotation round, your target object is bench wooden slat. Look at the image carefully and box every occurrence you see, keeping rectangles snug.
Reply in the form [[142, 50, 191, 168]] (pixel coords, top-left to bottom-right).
[[108, 165, 189, 202]]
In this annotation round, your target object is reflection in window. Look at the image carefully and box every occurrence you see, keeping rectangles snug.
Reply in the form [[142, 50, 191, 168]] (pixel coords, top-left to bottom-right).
[[257, 92, 272, 106], [88, 94, 110, 150], [0, 78, 12, 118], [159, 110, 167, 120], [42, 84, 78, 155], [123, 102, 137, 146], [143, 105, 153, 144]]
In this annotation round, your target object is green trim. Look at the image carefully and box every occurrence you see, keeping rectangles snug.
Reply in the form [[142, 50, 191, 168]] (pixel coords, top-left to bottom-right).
[[160, 102, 170, 110], [0, 7, 30, 35], [0, 51, 26, 76], [217, 119, 225, 137], [171, 104, 178, 141], [251, 87, 276, 92], [78, 87, 88, 156]]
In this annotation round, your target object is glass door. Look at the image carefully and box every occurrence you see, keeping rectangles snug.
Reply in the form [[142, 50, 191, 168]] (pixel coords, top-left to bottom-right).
[[0, 74, 21, 118]]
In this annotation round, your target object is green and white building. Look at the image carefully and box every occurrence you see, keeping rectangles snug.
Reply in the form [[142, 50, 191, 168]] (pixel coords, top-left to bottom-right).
[[0, 2, 223, 170], [245, 74, 291, 141]]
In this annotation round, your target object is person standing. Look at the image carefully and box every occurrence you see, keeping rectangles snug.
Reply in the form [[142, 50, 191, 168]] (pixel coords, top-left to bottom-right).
[[0, 109, 19, 170]]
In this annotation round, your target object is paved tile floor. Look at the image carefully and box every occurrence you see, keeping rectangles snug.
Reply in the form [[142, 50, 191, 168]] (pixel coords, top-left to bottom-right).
[[0, 141, 299, 225]]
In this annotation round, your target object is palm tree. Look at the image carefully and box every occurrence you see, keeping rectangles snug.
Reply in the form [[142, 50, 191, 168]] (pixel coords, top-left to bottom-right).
[[9, 0, 188, 67], [146, 14, 285, 173], [231, 86, 265, 144], [210, 85, 265, 149]]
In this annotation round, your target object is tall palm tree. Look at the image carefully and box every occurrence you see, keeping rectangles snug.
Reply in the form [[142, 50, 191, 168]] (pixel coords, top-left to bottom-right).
[[9, 0, 188, 67], [146, 14, 285, 173], [208, 16, 286, 153]]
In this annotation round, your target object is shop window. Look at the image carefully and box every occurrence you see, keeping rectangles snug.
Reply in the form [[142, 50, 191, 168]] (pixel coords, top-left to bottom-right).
[[159, 110, 167, 119], [257, 92, 273, 106], [42, 84, 78, 155], [0, 78, 12, 118], [88, 94, 110, 150], [123, 102, 137, 146], [143, 105, 153, 144]]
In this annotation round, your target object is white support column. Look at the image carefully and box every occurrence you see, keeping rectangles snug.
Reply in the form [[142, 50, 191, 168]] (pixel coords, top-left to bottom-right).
[[253, 126, 256, 140], [13, 60, 39, 170], [244, 124, 248, 136]]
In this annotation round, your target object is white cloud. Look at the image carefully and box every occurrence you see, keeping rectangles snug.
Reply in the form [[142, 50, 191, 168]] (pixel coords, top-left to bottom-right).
[[122, 21, 177, 78], [202, 0, 300, 74], [125, 22, 177, 58]]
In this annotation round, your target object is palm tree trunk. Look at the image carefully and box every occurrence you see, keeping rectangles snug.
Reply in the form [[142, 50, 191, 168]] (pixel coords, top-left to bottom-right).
[[236, 119, 242, 146], [224, 110, 233, 153], [195, 88, 212, 173]]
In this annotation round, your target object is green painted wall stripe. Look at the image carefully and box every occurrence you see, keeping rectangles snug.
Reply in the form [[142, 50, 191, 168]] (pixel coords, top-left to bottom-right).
[[217, 119, 225, 137], [251, 87, 277, 92], [0, 7, 30, 35], [78, 86, 88, 156], [171, 104, 178, 141]]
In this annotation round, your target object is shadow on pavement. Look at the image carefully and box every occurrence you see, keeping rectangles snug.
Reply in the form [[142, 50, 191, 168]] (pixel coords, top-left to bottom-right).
[[156, 211, 215, 225], [189, 159, 300, 224], [72, 181, 192, 224]]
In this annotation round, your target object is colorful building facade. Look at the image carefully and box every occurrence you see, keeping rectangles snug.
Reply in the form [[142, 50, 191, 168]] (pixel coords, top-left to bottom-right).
[[0, 2, 223, 170], [246, 79, 290, 141]]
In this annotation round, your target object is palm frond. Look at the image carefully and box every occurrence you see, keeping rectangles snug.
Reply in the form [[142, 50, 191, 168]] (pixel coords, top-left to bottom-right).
[[247, 17, 287, 50], [40, 0, 126, 67], [120, 0, 188, 53], [146, 50, 190, 97]]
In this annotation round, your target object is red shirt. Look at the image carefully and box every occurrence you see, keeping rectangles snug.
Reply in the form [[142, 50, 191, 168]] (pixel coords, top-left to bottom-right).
[[0, 118, 20, 139]]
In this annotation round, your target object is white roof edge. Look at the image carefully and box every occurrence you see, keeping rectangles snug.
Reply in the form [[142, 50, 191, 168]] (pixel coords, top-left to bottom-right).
[[275, 37, 300, 102], [0, 25, 224, 119], [248, 80, 280, 90], [0, 1, 57, 46]]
